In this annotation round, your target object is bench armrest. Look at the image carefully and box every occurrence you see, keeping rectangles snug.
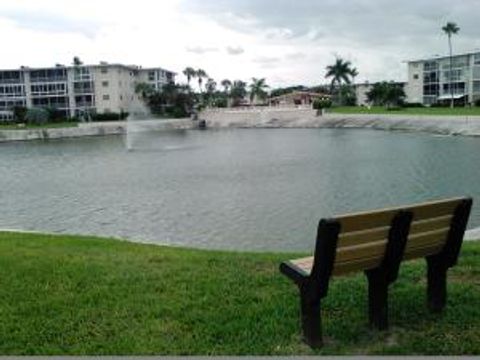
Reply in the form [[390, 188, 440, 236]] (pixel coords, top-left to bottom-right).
[[280, 261, 309, 285]]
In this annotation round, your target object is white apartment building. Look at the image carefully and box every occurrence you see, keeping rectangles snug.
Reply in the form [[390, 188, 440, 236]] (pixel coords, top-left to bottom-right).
[[0, 62, 176, 121], [405, 51, 480, 106]]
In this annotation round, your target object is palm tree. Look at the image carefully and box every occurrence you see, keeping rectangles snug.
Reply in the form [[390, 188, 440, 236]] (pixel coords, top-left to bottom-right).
[[134, 82, 155, 100], [205, 78, 217, 94], [230, 80, 247, 106], [72, 56, 83, 66], [221, 79, 232, 94], [249, 78, 269, 104], [350, 67, 359, 85], [325, 58, 356, 105], [196, 69, 208, 92], [183, 67, 196, 89], [442, 22, 460, 108]]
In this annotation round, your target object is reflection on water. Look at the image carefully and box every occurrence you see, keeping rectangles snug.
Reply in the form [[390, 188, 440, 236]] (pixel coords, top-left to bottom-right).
[[1, 128, 480, 251]]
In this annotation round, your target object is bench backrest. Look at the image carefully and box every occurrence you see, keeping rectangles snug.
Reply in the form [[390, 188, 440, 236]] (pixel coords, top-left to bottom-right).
[[314, 197, 472, 276]]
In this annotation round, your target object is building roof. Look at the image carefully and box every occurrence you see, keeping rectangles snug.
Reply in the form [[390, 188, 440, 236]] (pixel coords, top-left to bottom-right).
[[354, 81, 406, 87], [405, 50, 480, 63], [0, 63, 176, 75]]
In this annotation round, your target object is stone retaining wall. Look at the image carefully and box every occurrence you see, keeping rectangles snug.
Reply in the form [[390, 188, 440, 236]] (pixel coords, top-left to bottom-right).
[[201, 108, 480, 136], [0, 119, 193, 143]]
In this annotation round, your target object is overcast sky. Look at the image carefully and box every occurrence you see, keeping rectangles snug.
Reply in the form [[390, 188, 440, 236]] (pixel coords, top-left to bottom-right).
[[1, 0, 480, 87]]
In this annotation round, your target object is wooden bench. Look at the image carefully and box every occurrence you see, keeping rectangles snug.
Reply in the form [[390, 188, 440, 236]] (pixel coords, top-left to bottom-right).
[[280, 197, 473, 348]]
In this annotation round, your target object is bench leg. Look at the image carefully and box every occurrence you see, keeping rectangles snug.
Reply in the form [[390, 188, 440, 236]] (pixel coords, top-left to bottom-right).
[[300, 291, 323, 348], [426, 258, 447, 313], [366, 271, 389, 330]]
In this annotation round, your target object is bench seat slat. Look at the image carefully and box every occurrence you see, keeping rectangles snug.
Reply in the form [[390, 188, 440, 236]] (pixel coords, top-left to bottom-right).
[[333, 257, 382, 275], [404, 244, 444, 260], [335, 240, 387, 263], [338, 215, 453, 248], [336, 198, 462, 233], [286, 227, 451, 277]]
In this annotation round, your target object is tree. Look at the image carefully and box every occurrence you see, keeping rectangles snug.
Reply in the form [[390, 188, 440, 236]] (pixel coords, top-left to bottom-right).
[[205, 78, 217, 94], [249, 78, 269, 104], [72, 56, 83, 66], [12, 106, 27, 123], [442, 22, 460, 108], [221, 79, 232, 94], [25, 107, 50, 125], [137, 83, 195, 118], [230, 80, 247, 106], [350, 67, 359, 84], [325, 57, 356, 105], [338, 84, 357, 106], [134, 82, 155, 100], [196, 69, 208, 92], [366, 82, 405, 108], [183, 67, 196, 88]]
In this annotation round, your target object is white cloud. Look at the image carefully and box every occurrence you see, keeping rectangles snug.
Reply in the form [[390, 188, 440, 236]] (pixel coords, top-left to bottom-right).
[[0, 0, 479, 87]]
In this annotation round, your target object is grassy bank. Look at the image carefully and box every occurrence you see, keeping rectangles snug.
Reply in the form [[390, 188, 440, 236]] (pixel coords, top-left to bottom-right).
[[0, 231, 479, 355], [330, 106, 480, 116]]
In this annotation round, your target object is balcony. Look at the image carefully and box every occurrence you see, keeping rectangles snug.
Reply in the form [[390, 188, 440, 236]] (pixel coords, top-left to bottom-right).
[[30, 76, 67, 83]]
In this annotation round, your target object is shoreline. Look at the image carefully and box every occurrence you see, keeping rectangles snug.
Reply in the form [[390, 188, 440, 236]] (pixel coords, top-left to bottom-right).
[[1, 227, 479, 245], [2, 109, 480, 142], [0, 118, 193, 143], [202, 108, 480, 136]]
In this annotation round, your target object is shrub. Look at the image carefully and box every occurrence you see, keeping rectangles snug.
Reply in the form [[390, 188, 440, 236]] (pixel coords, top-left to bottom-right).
[[474, 99, 480, 107], [12, 106, 28, 123], [313, 98, 333, 110], [403, 102, 424, 108], [92, 112, 129, 121], [25, 107, 49, 125], [167, 106, 188, 118], [430, 102, 449, 108]]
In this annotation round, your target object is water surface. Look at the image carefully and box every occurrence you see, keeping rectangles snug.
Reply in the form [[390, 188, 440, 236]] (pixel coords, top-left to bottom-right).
[[1, 128, 479, 251]]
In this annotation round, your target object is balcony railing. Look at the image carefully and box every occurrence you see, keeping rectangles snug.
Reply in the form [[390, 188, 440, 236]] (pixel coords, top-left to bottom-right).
[[30, 76, 67, 83]]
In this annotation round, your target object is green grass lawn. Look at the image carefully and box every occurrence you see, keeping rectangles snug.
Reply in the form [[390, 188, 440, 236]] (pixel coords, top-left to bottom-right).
[[0, 122, 78, 130], [330, 106, 480, 116], [1, 231, 479, 355]]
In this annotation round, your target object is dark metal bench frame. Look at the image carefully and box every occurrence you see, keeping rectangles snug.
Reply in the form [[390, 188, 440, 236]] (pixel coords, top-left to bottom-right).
[[280, 198, 472, 348]]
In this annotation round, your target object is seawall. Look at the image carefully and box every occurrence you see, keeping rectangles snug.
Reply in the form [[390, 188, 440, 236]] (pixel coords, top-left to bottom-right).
[[201, 108, 480, 136], [0, 119, 193, 143]]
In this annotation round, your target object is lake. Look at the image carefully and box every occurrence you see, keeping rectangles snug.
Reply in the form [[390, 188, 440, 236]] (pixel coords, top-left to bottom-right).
[[1, 128, 479, 251]]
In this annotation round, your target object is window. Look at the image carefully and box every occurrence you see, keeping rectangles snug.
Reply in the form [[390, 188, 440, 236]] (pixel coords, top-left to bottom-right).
[[443, 69, 462, 82], [424, 61, 438, 71], [473, 81, 480, 94], [413, 74, 419, 80], [423, 72, 438, 83], [475, 53, 480, 65], [101, 67, 108, 74], [103, 94, 110, 100], [102, 81, 109, 87], [423, 84, 439, 96], [148, 71, 155, 81], [442, 82, 465, 95], [120, 95, 123, 100], [473, 66, 480, 80], [453, 56, 469, 68]]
